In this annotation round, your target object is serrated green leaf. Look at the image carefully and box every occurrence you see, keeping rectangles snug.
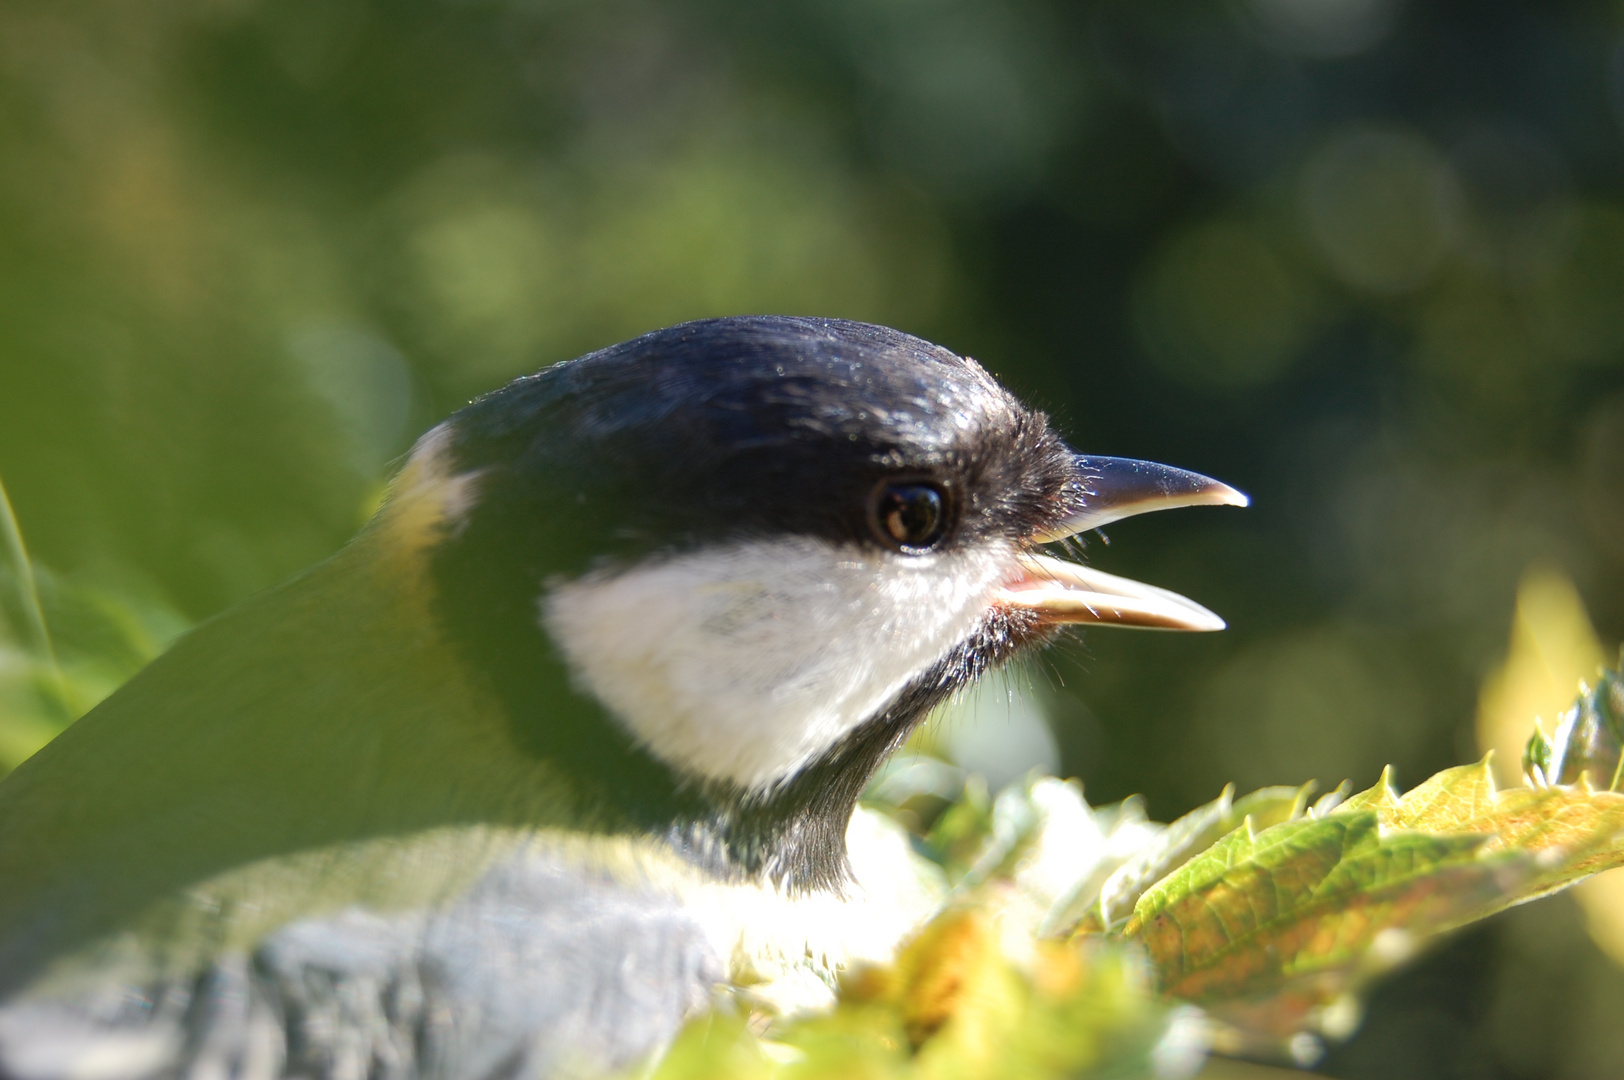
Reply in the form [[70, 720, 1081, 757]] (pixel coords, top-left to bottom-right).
[[1331, 757, 1624, 907], [1079, 784, 1306, 934], [1124, 811, 1514, 1012], [1358, 759, 1498, 830], [1123, 756, 1624, 1047], [1326, 765, 1399, 818]]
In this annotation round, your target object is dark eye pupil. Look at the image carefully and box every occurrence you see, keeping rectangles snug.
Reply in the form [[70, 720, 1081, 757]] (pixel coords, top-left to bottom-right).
[[878, 484, 946, 550]]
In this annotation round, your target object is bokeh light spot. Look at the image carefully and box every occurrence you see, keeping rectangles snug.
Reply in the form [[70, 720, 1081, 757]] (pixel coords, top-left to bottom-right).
[[1413, 278, 1543, 408], [1521, 202, 1624, 365], [1300, 126, 1461, 294], [385, 142, 950, 397], [1243, 0, 1402, 57], [1134, 217, 1322, 388]]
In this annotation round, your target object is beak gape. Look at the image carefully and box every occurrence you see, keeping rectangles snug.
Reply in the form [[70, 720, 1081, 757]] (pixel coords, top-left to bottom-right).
[[997, 456, 1248, 633]]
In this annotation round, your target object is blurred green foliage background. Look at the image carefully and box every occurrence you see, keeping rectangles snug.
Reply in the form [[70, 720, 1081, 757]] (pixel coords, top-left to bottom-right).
[[3, 0, 1624, 1075]]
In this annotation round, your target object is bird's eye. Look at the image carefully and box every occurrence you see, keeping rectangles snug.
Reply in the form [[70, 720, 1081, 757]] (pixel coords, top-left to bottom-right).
[[872, 482, 949, 553]]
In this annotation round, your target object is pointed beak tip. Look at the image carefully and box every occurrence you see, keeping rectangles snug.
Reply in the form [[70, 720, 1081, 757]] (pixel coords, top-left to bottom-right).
[[1218, 485, 1251, 509], [1164, 601, 1228, 633]]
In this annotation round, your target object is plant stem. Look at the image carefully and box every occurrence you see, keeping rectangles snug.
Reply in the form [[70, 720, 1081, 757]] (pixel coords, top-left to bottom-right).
[[0, 473, 67, 712]]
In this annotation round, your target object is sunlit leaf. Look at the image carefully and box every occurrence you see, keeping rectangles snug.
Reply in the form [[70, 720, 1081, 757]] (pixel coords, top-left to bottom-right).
[[1124, 811, 1514, 1013], [1118, 754, 1624, 1049], [1332, 758, 1624, 902], [1078, 784, 1306, 934]]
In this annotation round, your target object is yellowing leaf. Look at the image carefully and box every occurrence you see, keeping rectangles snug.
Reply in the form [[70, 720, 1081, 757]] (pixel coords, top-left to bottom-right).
[[1124, 812, 1513, 1015], [1331, 758, 1624, 905], [1327, 765, 1399, 818], [1375, 760, 1498, 829], [1123, 755, 1624, 1048]]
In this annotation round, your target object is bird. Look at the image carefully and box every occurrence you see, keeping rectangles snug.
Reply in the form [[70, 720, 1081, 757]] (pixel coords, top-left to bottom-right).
[[0, 316, 1246, 1080]]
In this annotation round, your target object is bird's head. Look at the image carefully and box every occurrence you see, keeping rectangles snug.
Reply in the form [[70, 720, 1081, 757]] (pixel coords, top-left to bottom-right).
[[388, 316, 1244, 887]]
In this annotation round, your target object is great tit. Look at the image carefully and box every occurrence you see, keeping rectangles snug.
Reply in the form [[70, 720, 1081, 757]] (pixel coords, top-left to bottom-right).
[[0, 316, 1245, 1080]]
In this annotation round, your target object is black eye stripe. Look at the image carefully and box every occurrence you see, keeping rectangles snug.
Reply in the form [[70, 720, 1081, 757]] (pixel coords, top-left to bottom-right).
[[871, 482, 949, 553]]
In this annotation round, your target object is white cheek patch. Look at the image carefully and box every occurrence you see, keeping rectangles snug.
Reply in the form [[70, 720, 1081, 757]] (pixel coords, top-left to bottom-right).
[[541, 537, 1014, 792]]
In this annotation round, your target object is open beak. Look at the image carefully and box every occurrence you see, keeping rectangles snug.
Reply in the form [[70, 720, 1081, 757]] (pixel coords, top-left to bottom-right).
[[995, 456, 1248, 632]]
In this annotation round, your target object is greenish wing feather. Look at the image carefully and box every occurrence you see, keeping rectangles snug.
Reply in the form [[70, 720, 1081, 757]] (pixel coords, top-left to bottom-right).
[[0, 531, 584, 990]]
